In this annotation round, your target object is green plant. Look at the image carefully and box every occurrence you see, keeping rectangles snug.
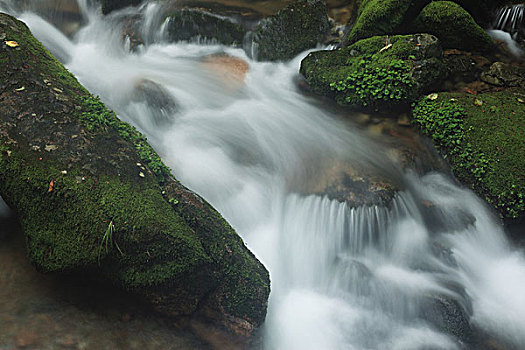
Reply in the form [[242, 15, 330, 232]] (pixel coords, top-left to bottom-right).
[[330, 57, 413, 107], [98, 221, 123, 265]]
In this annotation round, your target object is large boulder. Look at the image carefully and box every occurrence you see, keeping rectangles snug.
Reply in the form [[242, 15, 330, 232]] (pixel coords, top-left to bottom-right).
[[165, 9, 247, 47], [250, 0, 331, 61], [412, 1, 494, 53], [411, 91, 525, 222], [300, 34, 446, 110], [0, 13, 269, 337]]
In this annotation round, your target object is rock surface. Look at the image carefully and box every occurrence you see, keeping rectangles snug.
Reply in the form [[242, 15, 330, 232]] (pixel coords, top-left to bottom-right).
[[250, 0, 331, 61], [165, 8, 247, 46], [0, 12, 269, 337], [101, 0, 142, 14], [481, 62, 525, 88]]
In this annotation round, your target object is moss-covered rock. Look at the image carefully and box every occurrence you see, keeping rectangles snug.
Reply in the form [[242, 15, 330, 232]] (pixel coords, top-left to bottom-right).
[[300, 34, 446, 110], [412, 91, 525, 221], [0, 13, 269, 336], [165, 9, 247, 47], [250, 0, 331, 61], [101, 0, 142, 14], [412, 1, 494, 53], [344, 0, 427, 45]]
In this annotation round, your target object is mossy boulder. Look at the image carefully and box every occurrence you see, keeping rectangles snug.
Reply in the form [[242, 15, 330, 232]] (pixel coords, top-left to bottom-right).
[[250, 0, 331, 61], [0, 13, 269, 336], [344, 0, 427, 45], [412, 91, 525, 221], [300, 34, 446, 110], [165, 9, 247, 47], [412, 1, 494, 53], [101, 0, 142, 14]]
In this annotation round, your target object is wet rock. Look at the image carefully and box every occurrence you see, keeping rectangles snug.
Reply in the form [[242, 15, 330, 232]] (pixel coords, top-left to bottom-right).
[[0, 13, 269, 339], [295, 161, 400, 208], [165, 9, 247, 47], [101, 0, 142, 15], [300, 34, 446, 110], [444, 53, 481, 84], [481, 62, 525, 88], [420, 294, 475, 344], [250, 0, 331, 61], [131, 79, 178, 126]]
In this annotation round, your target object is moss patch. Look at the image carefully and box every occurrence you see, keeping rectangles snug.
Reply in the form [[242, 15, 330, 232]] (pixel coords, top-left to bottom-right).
[[412, 91, 525, 220]]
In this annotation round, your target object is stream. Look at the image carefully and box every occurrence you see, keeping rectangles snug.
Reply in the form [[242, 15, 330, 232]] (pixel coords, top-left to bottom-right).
[[1, 1, 525, 349]]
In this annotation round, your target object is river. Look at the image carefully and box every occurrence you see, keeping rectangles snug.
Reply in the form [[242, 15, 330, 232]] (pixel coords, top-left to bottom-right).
[[1, 1, 524, 349]]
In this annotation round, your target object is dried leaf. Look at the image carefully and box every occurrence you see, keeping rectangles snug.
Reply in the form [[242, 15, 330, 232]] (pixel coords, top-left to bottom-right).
[[5, 40, 19, 47], [48, 180, 54, 193], [427, 93, 438, 100]]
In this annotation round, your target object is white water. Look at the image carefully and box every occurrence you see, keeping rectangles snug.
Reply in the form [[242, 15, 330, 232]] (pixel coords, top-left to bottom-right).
[[2, 1, 525, 349]]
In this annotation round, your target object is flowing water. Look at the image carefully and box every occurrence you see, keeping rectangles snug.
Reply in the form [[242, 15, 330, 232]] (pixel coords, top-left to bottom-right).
[[1, 1, 525, 349]]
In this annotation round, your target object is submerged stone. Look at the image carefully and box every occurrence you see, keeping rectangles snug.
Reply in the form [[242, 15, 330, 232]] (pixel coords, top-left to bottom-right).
[[0, 13, 269, 338], [250, 0, 331, 61], [131, 79, 179, 127]]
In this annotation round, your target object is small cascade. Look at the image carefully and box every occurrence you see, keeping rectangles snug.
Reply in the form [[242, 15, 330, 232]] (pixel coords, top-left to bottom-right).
[[494, 4, 525, 39]]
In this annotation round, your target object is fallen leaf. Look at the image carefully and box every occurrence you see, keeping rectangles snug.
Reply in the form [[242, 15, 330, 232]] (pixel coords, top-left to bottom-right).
[[427, 93, 439, 100], [5, 40, 18, 47], [15, 86, 25, 91], [474, 98, 483, 106], [517, 98, 524, 104], [48, 180, 54, 193]]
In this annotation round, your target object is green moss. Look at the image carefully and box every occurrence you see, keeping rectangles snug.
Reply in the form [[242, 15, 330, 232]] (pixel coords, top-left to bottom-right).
[[412, 91, 525, 220], [412, 1, 494, 53], [80, 96, 171, 182]]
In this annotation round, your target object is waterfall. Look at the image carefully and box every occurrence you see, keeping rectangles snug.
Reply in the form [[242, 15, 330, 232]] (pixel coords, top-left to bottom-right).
[[494, 4, 525, 39], [1, 1, 525, 349]]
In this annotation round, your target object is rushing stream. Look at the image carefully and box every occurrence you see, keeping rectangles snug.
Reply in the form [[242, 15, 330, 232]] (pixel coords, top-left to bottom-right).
[[1, 1, 525, 349]]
